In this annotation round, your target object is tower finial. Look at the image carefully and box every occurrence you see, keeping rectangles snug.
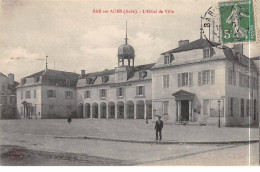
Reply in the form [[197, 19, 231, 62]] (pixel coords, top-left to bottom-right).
[[46, 55, 48, 69], [125, 21, 128, 44], [200, 16, 203, 39]]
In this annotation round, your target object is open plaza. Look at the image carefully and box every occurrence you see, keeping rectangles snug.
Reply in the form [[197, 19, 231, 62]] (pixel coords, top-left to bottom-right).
[[0, 119, 258, 165]]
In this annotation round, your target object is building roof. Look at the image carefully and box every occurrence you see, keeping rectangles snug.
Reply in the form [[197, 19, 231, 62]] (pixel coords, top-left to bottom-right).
[[157, 38, 258, 71], [172, 90, 194, 97], [77, 63, 155, 87], [161, 39, 220, 55], [18, 69, 79, 88], [0, 72, 7, 78]]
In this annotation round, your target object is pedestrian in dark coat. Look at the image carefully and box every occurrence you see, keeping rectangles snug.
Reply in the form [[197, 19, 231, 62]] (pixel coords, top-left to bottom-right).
[[67, 115, 72, 124], [155, 116, 163, 141]]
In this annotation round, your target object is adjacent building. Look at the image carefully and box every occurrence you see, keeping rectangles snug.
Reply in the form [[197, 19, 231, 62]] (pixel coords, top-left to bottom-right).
[[16, 69, 79, 119], [0, 72, 19, 119], [152, 39, 258, 126]]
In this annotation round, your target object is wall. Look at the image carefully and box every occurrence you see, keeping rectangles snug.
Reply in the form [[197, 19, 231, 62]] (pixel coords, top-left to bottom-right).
[[41, 85, 76, 118], [152, 60, 226, 124], [225, 61, 258, 126]]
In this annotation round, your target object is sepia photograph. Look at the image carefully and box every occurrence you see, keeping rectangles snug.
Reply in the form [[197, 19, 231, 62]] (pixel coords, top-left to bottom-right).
[[0, 0, 260, 166]]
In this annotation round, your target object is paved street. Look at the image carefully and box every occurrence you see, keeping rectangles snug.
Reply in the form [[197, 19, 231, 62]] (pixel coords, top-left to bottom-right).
[[0, 119, 259, 165]]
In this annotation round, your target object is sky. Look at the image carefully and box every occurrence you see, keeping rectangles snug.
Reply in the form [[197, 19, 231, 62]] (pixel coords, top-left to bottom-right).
[[0, 0, 259, 81]]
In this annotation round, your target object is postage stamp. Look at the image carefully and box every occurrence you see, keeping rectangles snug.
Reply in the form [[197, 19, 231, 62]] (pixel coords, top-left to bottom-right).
[[219, 0, 256, 43]]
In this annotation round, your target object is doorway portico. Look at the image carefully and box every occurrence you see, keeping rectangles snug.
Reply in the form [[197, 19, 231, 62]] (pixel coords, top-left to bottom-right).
[[172, 90, 194, 122]]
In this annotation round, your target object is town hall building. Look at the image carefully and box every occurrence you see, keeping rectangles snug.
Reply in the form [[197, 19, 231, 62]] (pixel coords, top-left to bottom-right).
[[16, 27, 259, 127]]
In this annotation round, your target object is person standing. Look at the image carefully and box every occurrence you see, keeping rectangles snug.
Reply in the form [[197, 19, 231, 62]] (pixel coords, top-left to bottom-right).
[[155, 116, 163, 141]]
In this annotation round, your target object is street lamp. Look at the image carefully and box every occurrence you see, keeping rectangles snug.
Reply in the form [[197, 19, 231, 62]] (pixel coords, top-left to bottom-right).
[[218, 100, 221, 128]]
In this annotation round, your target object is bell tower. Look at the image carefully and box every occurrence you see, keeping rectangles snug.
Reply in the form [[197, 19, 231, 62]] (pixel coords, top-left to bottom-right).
[[117, 21, 135, 67]]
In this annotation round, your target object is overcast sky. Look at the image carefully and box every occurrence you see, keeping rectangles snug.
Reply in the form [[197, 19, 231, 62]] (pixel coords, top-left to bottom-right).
[[0, 0, 259, 81]]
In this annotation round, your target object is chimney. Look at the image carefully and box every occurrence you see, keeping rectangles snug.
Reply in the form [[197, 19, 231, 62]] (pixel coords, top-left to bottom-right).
[[81, 70, 85, 78], [178, 40, 189, 47], [8, 73, 14, 85], [232, 44, 243, 55]]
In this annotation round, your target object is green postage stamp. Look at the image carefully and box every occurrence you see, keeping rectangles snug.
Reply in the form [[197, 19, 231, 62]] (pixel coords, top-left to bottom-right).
[[219, 0, 256, 43]]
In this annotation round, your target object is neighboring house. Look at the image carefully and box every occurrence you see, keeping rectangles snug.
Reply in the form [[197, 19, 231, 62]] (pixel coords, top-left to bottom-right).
[[76, 35, 154, 119], [152, 39, 258, 126], [252, 56, 260, 126], [16, 69, 79, 119], [0, 72, 19, 119]]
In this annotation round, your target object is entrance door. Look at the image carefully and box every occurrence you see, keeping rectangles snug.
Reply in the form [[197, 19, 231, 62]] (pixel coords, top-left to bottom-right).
[[181, 100, 189, 121]]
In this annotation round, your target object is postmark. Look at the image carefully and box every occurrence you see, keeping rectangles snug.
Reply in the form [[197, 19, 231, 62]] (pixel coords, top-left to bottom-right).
[[9, 149, 24, 161], [219, 0, 256, 43]]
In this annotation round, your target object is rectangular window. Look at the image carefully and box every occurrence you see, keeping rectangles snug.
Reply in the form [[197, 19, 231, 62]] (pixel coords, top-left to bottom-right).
[[178, 72, 193, 87], [245, 75, 249, 88], [239, 72, 243, 87], [84, 90, 90, 98], [26, 91, 31, 99], [163, 75, 169, 88], [241, 99, 244, 117], [230, 97, 233, 117], [203, 49, 210, 58], [118, 87, 124, 97], [202, 70, 210, 85], [246, 99, 249, 117], [49, 105, 54, 109], [100, 89, 106, 98], [228, 69, 236, 86], [182, 73, 188, 86], [21, 91, 23, 99], [34, 90, 36, 98], [163, 101, 169, 115], [47, 90, 56, 98], [164, 56, 171, 64], [65, 91, 73, 99], [136, 86, 145, 96]]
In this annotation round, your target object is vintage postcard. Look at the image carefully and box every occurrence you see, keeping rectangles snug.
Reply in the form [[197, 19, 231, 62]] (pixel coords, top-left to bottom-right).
[[0, 0, 260, 166]]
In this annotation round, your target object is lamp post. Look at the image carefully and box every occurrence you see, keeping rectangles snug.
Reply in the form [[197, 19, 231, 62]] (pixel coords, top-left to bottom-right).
[[218, 100, 221, 128]]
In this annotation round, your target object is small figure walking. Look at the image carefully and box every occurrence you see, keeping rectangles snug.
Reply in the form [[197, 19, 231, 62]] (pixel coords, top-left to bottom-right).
[[155, 116, 163, 141], [67, 115, 72, 124]]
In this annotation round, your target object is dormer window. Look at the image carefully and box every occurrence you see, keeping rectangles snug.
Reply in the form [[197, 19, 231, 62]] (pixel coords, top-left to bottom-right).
[[203, 48, 210, 58], [164, 53, 174, 64], [102, 76, 109, 83], [87, 78, 94, 85], [139, 71, 147, 79], [66, 80, 70, 86], [21, 78, 26, 85], [34, 76, 40, 83]]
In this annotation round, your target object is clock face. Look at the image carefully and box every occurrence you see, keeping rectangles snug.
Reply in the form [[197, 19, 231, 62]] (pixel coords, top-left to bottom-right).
[[201, 4, 222, 44]]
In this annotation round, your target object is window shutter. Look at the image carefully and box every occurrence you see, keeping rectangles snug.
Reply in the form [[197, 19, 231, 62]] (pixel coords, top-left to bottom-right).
[[116, 88, 118, 97], [210, 70, 215, 84], [89, 91, 91, 98], [178, 74, 181, 87], [167, 75, 169, 87], [71, 92, 73, 99], [228, 69, 231, 85], [65, 91, 67, 99], [143, 86, 145, 95], [189, 72, 193, 86], [136, 87, 138, 96], [234, 70, 236, 86], [54, 90, 56, 98], [164, 56, 167, 64], [198, 72, 202, 86]]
